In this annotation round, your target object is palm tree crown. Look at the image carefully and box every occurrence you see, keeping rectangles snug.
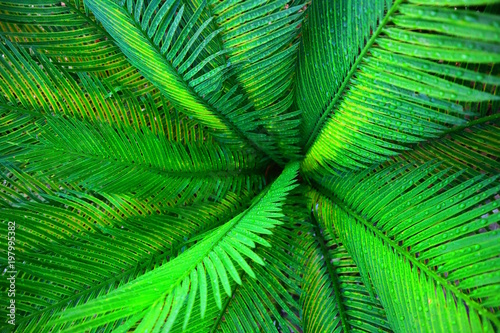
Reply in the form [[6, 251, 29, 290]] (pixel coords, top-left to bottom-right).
[[0, 0, 499, 332]]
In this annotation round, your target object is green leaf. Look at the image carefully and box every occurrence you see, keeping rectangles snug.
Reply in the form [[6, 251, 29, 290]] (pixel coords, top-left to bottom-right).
[[1, 1, 500, 332], [47, 162, 299, 332], [5, 114, 264, 201], [311, 124, 500, 332], [300, 0, 499, 174], [0, 185, 256, 332], [210, 0, 305, 160], [84, 0, 295, 162], [293, 189, 393, 333]]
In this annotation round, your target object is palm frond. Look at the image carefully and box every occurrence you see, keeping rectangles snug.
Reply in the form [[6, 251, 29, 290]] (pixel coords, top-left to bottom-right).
[[404, 122, 500, 176], [209, 0, 305, 159], [0, 186, 255, 332], [0, 0, 128, 72], [41, 162, 299, 332], [3, 114, 264, 201], [297, 0, 392, 146], [300, 0, 499, 174], [310, 124, 500, 331], [167, 186, 307, 333], [294, 190, 392, 333], [201, 226, 302, 333], [0, 0, 166, 104], [83, 0, 297, 162], [1, 1, 499, 332], [0, 40, 207, 139]]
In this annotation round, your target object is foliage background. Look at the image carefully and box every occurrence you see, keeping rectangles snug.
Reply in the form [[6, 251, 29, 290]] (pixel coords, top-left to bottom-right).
[[0, 0, 499, 332]]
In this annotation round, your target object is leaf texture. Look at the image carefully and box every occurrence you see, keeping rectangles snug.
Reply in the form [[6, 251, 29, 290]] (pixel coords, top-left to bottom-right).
[[301, 0, 499, 174], [45, 162, 299, 332], [310, 124, 500, 332]]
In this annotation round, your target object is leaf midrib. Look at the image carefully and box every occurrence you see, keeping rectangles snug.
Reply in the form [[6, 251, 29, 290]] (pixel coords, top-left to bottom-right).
[[13, 198, 252, 330], [311, 220, 350, 333], [303, 0, 404, 153], [118, 3, 269, 159], [25, 143, 257, 178], [317, 187, 500, 327]]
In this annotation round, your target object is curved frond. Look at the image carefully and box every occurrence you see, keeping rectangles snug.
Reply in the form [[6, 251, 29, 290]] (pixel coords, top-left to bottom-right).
[[297, 0, 392, 145], [209, 186, 308, 333], [165, 186, 307, 333], [43, 163, 299, 332], [295, 190, 392, 333], [207, 227, 302, 333], [0, 40, 209, 142], [404, 122, 500, 176], [0, 0, 128, 72], [301, 0, 499, 174], [84, 0, 294, 161], [311, 124, 500, 331], [0, 0, 167, 103], [210, 0, 305, 159], [4, 114, 264, 201], [0, 182, 256, 332]]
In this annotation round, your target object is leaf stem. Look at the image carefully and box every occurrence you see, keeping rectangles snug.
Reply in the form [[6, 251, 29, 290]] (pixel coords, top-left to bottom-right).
[[312, 217, 350, 333], [209, 284, 239, 333], [315, 186, 500, 328], [440, 113, 500, 137], [119, 4, 270, 161]]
